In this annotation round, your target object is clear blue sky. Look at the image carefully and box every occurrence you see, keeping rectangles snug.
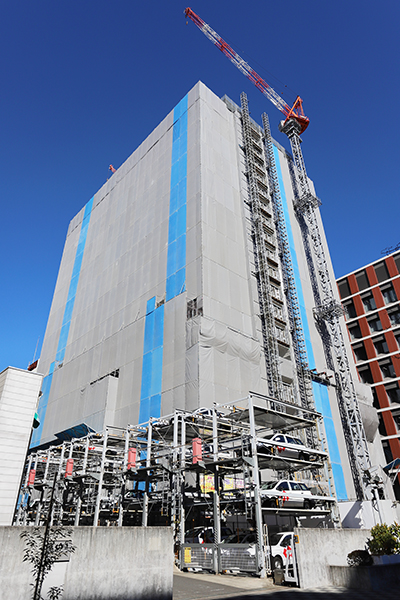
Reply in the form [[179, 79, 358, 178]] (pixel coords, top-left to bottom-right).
[[1, 1, 399, 372]]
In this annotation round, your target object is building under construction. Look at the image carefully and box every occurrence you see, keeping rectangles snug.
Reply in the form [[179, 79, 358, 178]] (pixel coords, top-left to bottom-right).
[[27, 80, 397, 550]]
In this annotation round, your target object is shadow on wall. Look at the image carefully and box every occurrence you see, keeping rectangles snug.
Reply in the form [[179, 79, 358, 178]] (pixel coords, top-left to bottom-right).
[[0, 526, 173, 600], [330, 563, 400, 591], [341, 501, 363, 528]]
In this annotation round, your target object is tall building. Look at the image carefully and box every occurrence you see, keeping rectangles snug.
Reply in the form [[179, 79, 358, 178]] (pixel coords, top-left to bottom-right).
[[0, 367, 42, 525], [337, 252, 400, 498], [32, 82, 395, 522]]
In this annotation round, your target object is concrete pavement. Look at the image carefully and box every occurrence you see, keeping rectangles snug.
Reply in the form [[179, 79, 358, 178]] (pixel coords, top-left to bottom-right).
[[173, 568, 399, 600]]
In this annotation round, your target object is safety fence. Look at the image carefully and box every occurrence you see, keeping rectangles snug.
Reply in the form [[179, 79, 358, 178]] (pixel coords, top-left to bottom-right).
[[180, 543, 259, 574]]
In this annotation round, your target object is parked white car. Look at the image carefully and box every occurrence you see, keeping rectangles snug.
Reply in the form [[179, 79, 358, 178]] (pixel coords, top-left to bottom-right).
[[257, 433, 324, 462], [259, 479, 335, 509], [269, 531, 294, 570]]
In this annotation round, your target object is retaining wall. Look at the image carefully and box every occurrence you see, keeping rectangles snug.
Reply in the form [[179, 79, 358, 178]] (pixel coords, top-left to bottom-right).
[[0, 526, 173, 600], [330, 563, 400, 590], [294, 527, 370, 588]]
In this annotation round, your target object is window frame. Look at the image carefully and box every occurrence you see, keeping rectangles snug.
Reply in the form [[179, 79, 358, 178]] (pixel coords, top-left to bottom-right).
[[361, 292, 377, 313], [381, 283, 397, 305]]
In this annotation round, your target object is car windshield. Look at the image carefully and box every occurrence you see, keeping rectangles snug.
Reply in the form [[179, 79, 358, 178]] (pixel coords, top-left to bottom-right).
[[271, 434, 285, 442], [269, 533, 284, 546], [261, 481, 278, 490], [185, 527, 203, 538], [299, 483, 310, 491], [290, 482, 302, 490]]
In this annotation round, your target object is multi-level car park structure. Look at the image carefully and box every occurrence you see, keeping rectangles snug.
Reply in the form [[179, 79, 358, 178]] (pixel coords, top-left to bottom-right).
[[16, 393, 336, 577]]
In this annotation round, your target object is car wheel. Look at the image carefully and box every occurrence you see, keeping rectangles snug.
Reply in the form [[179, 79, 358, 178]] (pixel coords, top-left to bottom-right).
[[272, 555, 283, 570], [263, 498, 276, 508], [299, 452, 309, 461], [304, 500, 314, 509]]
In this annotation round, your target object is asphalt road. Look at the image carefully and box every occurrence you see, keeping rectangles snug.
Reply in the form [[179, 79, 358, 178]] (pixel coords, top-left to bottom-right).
[[173, 570, 398, 600], [173, 570, 275, 600]]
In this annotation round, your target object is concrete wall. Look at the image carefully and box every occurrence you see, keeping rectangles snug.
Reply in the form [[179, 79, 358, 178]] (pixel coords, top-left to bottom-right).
[[0, 526, 173, 600], [330, 563, 400, 591], [0, 367, 42, 526], [339, 499, 400, 528], [295, 526, 370, 588]]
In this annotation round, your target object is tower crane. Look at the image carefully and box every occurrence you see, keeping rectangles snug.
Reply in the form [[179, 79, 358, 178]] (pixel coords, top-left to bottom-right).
[[184, 7, 309, 133], [184, 7, 371, 500]]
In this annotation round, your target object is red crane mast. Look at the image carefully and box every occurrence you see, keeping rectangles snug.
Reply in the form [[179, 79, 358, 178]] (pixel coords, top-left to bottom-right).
[[184, 7, 309, 134]]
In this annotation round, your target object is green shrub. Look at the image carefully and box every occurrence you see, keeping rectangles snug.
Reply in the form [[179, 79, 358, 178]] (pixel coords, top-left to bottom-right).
[[347, 549, 373, 567], [367, 522, 400, 556]]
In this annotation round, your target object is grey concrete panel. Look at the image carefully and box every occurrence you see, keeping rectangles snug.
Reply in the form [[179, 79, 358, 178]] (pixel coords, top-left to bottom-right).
[[295, 526, 370, 588], [0, 526, 173, 600], [0, 369, 42, 525]]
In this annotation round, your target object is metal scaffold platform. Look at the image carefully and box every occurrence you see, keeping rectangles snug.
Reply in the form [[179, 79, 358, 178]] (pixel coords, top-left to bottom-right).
[[16, 393, 338, 577]]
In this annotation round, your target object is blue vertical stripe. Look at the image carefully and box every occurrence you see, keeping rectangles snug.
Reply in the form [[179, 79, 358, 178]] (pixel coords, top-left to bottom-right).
[[166, 95, 188, 301], [273, 146, 347, 500], [56, 196, 94, 366], [139, 300, 164, 424], [31, 197, 94, 447], [138, 94, 188, 424]]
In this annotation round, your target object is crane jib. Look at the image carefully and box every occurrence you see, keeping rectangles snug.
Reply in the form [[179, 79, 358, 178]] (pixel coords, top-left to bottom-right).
[[184, 7, 309, 132]]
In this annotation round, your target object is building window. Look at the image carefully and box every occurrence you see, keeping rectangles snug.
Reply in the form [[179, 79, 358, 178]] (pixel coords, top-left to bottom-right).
[[388, 308, 400, 326], [358, 365, 373, 384], [373, 336, 389, 355], [378, 413, 387, 436], [338, 279, 351, 299], [368, 315, 383, 333], [372, 387, 380, 409], [381, 440, 393, 465], [392, 409, 400, 431], [349, 322, 362, 340], [379, 359, 396, 379], [385, 383, 400, 404], [343, 299, 357, 320], [187, 297, 203, 319], [355, 269, 370, 291], [394, 330, 400, 349], [361, 292, 376, 313], [381, 283, 397, 305], [374, 261, 389, 283], [393, 253, 400, 275], [353, 343, 368, 362]]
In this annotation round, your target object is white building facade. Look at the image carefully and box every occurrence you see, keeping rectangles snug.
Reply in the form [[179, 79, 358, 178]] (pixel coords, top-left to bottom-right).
[[0, 367, 42, 525]]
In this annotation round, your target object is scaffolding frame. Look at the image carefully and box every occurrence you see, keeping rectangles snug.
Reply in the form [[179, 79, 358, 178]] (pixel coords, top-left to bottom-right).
[[240, 92, 283, 404], [280, 118, 371, 500]]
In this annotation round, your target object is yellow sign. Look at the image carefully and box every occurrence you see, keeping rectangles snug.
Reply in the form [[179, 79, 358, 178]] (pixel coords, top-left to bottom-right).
[[200, 474, 215, 493], [184, 547, 192, 563], [200, 475, 244, 493]]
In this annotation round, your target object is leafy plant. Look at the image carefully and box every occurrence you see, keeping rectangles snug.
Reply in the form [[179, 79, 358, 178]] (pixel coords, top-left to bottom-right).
[[20, 526, 75, 600], [366, 522, 400, 556], [347, 549, 373, 567]]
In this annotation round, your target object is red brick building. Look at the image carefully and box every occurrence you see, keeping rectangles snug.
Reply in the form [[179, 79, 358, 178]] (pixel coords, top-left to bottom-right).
[[337, 252, 400, 498]]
